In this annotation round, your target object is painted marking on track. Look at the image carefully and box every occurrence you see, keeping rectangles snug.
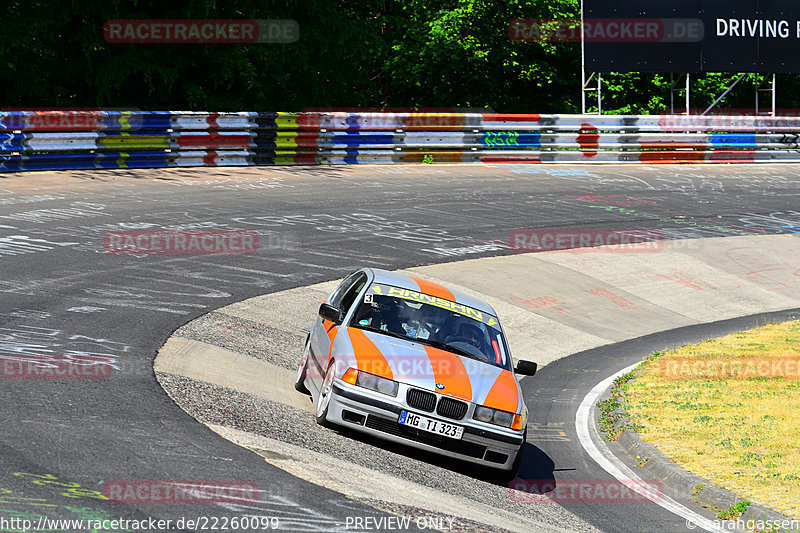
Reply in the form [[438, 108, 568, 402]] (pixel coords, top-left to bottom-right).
[[590, 288, 644, 310], [66, 306, 106, 313], [576, 364, 728, 533], [7, 309, 51, 320], [216, 493, 355, 532], [527, 422, 570, 442], [0, 235, 78, 256], [0, 207, 111, 224], [197, 262, 296, 277]]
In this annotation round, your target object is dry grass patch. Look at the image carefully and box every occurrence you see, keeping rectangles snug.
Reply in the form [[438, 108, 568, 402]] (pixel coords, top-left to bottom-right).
[[624, 320, 800, 519]]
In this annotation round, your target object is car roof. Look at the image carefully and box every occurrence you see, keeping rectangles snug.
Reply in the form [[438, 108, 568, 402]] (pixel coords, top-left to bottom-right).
[[365, 268, 497, 316]]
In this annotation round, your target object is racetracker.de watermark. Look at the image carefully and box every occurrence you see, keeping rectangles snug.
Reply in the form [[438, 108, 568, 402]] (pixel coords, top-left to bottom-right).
[[104, 230, 258, 255], [508, 479, 663, 503], [345, 515, 457, 531], [104, 19, 299, 43], [660, 357, 800, 380], [306, 358, 505, 382], [300, 107, 493, 130], [509, 18, 703, 43], [658, 111, 800, 132], [1, 356, 113, 379], [0, 108, 144, 131], [509, 229, 664, 253], [103, 481, 258, 504], [0, 516, 281, 532], [687, 517, 800, 531]]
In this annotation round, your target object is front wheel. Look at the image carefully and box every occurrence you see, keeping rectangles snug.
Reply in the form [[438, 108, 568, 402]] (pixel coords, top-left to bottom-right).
[[315, 359, 336, 427]]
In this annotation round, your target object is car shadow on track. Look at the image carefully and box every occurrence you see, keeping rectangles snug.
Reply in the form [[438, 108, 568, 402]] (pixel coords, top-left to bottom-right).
[[333, 424, 556, 488], [515, 441, 556, 484]]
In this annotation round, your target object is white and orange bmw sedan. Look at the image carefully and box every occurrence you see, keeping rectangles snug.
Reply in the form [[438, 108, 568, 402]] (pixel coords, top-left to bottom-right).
[[295, 268, 537, 478]]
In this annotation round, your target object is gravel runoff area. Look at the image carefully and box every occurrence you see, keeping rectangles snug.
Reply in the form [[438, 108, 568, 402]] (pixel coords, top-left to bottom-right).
[[156, 371, 601, 533]]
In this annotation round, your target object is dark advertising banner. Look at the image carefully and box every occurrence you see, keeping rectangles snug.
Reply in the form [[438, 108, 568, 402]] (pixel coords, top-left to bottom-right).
[[584, 0, 800, 73]]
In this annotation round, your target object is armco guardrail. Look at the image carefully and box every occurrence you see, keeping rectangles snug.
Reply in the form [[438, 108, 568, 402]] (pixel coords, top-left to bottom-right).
[[3, 110, 800, 172]]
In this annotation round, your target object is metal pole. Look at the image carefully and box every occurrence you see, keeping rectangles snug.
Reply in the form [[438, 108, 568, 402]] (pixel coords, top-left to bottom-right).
[[755, 76, 759, 115], [701, 73, 746, 116], [580, 0, 585, 114], [598, 73, 602, 114], [685, 73, 690, 115], [670, 73, 674, 114], [772, 73, 777, 117]]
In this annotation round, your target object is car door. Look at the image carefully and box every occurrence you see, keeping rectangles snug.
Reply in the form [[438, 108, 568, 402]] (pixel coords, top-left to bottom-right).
[[309, 271, 368, 386]]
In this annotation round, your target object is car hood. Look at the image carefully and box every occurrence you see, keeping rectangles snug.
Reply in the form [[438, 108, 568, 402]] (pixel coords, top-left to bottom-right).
[[336, 327, 521, 413]]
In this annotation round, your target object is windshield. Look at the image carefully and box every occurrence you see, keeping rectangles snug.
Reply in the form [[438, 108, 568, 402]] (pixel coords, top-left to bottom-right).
[[350, 284, 512, 371]]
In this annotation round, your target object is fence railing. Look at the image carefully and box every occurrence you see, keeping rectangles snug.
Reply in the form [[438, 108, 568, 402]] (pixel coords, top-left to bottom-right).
[[3, 110, 800, 172]]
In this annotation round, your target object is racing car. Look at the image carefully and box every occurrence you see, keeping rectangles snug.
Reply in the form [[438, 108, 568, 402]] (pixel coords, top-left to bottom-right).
[[294, 268, 537, 478]]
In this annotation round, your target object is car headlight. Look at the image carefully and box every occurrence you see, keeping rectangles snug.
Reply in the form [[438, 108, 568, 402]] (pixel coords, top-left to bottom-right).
[[343, 368, 398, 397], [473, 405, 517, 428]]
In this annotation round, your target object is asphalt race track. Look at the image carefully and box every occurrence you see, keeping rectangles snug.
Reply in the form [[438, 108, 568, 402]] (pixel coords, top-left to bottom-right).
[[1, 164, 799, 532]]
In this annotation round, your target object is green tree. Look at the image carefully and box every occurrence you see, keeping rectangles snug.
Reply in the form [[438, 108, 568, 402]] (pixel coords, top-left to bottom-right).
[[2, 0, 799, 113]]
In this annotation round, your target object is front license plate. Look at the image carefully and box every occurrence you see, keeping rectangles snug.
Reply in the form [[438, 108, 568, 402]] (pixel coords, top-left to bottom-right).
[[398, 411, 464, 440]]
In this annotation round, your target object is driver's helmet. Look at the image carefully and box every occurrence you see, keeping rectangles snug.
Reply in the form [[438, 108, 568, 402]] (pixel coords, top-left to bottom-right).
[[396, 302, 422, 337], [380, 299, 407, 334], [458, 323, 484, 349], [376, 297, 400, 316]]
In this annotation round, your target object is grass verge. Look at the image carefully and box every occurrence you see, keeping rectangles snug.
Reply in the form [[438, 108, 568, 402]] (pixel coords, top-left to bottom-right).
[[599, 319, 800, 519]]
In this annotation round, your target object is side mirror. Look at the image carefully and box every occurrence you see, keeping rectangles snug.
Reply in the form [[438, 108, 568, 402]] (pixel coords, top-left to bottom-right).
[[319, 303, 343, 325], [515, 360, 537, 376]]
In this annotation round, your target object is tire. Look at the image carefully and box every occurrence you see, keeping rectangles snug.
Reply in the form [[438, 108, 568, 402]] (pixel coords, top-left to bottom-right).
[[294, 335, 311, 394], [314, 359, 336, 427]]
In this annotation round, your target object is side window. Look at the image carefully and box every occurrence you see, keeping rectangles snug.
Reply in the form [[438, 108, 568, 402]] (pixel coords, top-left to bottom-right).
[[329, 271, 362, 309], [340, 273, 368, 316]]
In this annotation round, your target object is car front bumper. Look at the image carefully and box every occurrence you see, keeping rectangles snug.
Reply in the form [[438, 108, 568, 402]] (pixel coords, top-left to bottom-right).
[[327, 381, 524, 470]]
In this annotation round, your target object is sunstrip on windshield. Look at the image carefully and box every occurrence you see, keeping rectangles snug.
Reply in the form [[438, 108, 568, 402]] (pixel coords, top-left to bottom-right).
[[367, 284, 498, 326]]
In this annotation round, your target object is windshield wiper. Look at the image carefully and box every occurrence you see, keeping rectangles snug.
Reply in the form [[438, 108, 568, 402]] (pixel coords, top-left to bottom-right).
[[352, 324, 411, 342], [417, 338, 485, 362]]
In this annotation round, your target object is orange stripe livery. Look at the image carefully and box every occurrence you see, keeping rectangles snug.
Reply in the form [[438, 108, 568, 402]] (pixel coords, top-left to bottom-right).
[[423, 345, 472, 401], [347, 328, 394, 380], [322, 319, 338, 359], [482, 370, 519, 412], [409, 276, 456, 301]]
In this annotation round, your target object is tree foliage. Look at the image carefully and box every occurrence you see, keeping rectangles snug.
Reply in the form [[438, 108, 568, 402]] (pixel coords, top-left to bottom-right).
[[2, 0, 799, 113]]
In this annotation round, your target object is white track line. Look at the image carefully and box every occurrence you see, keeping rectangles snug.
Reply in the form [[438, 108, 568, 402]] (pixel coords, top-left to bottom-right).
[[576, 363, 728, 533]]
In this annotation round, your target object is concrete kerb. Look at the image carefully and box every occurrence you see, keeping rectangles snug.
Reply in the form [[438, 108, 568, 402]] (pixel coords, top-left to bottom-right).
[[155, 234, 800, 527], [154, 337, 314, 414]]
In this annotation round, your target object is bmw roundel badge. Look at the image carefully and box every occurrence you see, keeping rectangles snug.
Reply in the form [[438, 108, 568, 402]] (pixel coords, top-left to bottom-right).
[[436, 383, 445, 390]]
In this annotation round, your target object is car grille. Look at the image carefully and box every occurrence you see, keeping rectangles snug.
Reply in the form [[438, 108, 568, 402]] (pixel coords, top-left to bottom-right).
[[437, 397, 468, 420], [365, 415, 486, 459], [406, 388, 436, 412], [407, 387, 469, 420]]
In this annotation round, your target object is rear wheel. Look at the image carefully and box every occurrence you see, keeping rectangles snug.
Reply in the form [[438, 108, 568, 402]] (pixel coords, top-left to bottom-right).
[[294, 335, 311, 394], [315, 359, 336, 427]]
